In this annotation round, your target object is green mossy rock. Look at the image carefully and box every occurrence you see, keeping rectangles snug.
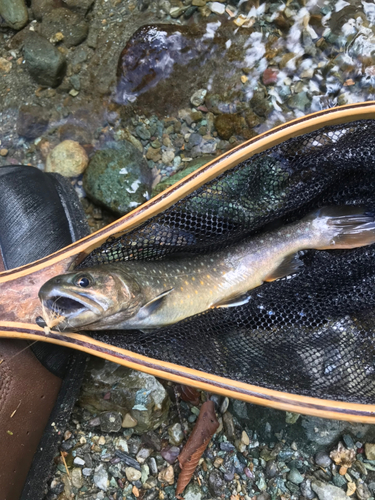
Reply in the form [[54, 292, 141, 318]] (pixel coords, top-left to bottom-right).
[[83, 141, 152, 215]]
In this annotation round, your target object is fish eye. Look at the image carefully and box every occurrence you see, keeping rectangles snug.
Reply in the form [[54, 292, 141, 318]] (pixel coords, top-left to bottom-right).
[[76, 276, 91, 288]]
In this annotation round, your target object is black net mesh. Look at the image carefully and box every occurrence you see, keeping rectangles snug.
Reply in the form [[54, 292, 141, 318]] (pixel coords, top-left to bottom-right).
[[79, 119, 375, 403]]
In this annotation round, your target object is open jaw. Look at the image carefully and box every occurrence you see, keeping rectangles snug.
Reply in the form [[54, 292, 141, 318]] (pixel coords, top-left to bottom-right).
[[42, 293, 103, 318]]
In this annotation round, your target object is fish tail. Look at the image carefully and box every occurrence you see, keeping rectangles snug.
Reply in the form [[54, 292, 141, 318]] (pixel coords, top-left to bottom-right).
[[309, 206, 375, 250]]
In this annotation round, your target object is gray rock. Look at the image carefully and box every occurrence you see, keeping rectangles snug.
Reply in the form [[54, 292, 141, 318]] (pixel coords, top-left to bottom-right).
[[125, 467, 142, 482], [222, 411, 236, 441], [208, 469, 225, 497], [311, 480, 347, 500], [83, 141, 152, 215], [93, 464, 108, 491], [99, 411, 122, 433], [265, 459, 278, 478], [78, 358, 170, 432], [62, 0, 95, 14], [24, 32, 66, 87], [168, 423, 184, 446], [41, 8, 88, 48], [136, 447, 152, 464], [257, 492, 271, 500], [71, 468, 83, 489], [357, 480, 371, 500], [183, 482, 202, 500], [17, 105, 49, 140], [288, 468, 304, 485], [0, 0, 28, 30], [31, 0, 61, 21], [300, 479, 316, 500], [315, 451, 332, 468]]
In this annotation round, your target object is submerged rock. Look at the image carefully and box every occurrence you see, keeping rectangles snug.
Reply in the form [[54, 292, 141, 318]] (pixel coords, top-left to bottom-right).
[[24, 32, 66, 87], [311, 480, 348, 500], [40, 7, 89, 47], [83, 141, 152, 215], [45, 140, 88, 177], [17, 105, 49, 140], [0, 0, 28, 30], [115, 23, 263, 118], [78, 358, 170, 432]]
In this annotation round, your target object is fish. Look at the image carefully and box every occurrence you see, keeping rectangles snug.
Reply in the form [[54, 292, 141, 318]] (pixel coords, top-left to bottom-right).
[[38, 206, 375, 332]]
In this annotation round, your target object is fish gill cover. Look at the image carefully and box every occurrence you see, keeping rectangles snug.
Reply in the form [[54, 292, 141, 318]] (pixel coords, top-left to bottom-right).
[[79, 119, 375, 403]]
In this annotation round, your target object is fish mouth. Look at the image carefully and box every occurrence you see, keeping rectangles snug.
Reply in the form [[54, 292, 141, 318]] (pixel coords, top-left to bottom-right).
[[41, 292, 103, 318]]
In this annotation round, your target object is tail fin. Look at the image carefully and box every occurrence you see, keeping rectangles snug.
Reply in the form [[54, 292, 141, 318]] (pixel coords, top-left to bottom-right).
[[310, 206, 375, 250]]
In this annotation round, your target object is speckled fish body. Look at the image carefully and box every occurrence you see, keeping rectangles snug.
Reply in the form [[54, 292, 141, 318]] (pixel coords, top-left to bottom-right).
[[39, 207, 375, 331]]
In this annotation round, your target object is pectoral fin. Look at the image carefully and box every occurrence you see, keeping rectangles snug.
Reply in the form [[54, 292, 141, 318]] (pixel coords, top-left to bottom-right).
[[264, 253, 302, 282], [137, 288, 174, 320], [213, 294, 251, 308]]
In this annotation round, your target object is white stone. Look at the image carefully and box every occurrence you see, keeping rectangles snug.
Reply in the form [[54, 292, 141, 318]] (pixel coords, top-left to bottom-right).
[[209, 2, 225, 14], [45, 140, 88, 177]]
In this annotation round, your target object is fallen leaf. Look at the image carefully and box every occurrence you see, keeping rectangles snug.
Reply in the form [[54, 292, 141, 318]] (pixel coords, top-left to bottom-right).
[[176, 400, 219, 498]]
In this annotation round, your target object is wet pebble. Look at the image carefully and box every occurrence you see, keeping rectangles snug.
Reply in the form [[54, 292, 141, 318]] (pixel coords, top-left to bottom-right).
[[161, 445, 180, 464], [99, 411, 122, 433], [17, 105, 49, 140], [45, 140, 88, 177], [288, 467, 304, 485], [0, 0, 28, 29], [365, 443, 375, 460], [312, 480, 348, 500], [208, 469, 225, 496], [125, 466, 142, 482], [168, 423, 184, 446], [41, 8, 89, 48], [158, 465, 174, 485], [93, 464, 108, 491], [122, 413, 138, 428], [71, 467, 83, 489], [222, 411, 236, 441], [315, 451, 333, 468], [24, 32, 66, 88], [190, 89, 207, 107], [301, 479, 316, 500]]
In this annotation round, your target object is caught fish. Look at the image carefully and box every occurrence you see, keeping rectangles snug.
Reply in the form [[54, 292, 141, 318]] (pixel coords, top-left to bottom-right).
[[39, 207, 375, 332]]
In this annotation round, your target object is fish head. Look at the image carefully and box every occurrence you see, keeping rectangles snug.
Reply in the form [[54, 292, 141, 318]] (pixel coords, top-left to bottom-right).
[[38, 266, 144, 331]]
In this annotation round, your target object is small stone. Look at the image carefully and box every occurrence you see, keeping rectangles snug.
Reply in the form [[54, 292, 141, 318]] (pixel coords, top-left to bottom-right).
[[168, 423, 184, 446], [71, 468, 83, 489], [214, 114, 242, 140], [122, 413, 138, 428], [161, 149, 175, 165], [17, 105, 49, 140], [41, 8, 89, 48], [99, 411, 122, 433], [0, 57, 11, 73], [160, 445, 180, 464], [214, 457, 224, 468], [265, 459, 278, 478], [0, 0, 28, 29], [24, 31, 67, 88], [315, 451, 332, 468], [262, 68, 279, 85], [190, 89, 207, 107], [132, 485, 140, 497], [158, 465, 174, 485], [73, 457, 85, 466], [241, 431, 250, 446], [311, 480, 348, 500], [222, 411, 235, 440], [365, 443, 375, 460], [0, 149, 8, 157], [93, 464, 108, 491], [82, 468, 92, 476], [136, 124, 151, 141], [146, 147, 162, 162], [69, 89, 79, 97], [149, 457, 158, 475], [347, 482, 356, 496], [208, 469, 225, 496], [209, 1, 225, 14], [183, 482, 202, 500], [300, 479, 316, 500], [288, 468, 304, 485], [356, 480, 371, 500], [46, 140, 88, 177], [125, 467, 142, 482], [98, 436, 106, 445], [136, 447, 152, 464]]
